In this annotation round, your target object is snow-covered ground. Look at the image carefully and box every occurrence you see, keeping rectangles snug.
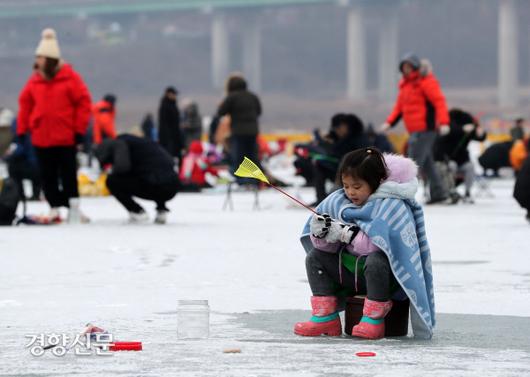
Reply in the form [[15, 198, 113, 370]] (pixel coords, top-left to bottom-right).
[[1, 163, 529, 376]]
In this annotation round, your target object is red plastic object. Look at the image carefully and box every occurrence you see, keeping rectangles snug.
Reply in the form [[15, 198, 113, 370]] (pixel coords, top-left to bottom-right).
[[109, 342, 142, 351], [355, 352, 376, 357]]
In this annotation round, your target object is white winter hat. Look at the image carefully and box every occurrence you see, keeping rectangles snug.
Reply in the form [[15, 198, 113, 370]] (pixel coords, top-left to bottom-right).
[[35, 28, 61, 59]]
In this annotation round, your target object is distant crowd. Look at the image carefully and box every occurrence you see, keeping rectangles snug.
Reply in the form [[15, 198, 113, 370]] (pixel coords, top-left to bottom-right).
[[1, 28, 530, 226]]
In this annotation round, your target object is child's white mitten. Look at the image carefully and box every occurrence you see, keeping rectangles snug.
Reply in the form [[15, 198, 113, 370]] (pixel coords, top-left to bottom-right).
[[325, 221, 359, 244], [310, 213, 332, 239]]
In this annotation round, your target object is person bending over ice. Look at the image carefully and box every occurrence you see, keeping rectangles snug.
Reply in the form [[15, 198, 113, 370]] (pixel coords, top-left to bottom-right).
[[296, 148, 435, 340], [95, 134, 179, 224]]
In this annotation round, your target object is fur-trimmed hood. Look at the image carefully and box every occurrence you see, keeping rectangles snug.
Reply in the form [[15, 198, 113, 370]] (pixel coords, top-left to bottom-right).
[[370, 153, 419, 201]]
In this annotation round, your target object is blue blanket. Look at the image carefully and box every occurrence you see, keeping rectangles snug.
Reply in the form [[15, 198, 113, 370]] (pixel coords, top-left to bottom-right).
[[301, 189, 435, 339]]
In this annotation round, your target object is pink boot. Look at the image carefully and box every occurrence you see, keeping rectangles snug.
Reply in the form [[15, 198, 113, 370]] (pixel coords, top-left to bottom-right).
[[351, 298, 393, 340], [294, 296, 342, 337]]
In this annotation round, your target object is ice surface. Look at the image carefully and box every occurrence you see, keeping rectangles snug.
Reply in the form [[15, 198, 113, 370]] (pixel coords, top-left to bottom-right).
[[1, 173, 529, 376]]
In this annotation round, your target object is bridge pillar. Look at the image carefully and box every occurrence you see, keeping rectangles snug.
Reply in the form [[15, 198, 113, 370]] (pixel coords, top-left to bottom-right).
[[242, 16, 262, 92], [346, 3, 366, 101], [498, 0, 518, 108], [378, 9, 398, 102], [211, 12, 230, 89]]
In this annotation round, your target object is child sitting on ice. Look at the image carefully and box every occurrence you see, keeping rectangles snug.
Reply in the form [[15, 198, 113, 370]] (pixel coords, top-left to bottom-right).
[[296, 147, 435, 339]]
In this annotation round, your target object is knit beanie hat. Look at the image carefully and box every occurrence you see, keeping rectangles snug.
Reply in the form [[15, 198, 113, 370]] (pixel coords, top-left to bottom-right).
[[35, 28, 61, 59]]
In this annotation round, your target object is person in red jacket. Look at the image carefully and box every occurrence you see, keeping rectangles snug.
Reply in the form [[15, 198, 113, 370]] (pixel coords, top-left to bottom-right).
[[17, 28, 92, 222], [381, 54, 450, 204], [179, 140, 218, 191], [92, 94, 117, 145]]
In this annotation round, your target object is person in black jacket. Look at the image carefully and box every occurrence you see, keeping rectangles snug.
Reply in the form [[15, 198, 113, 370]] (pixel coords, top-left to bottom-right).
[[141, 113, 156, 141], [158, 87, 182, 164], [217, 74, 262, 184], [514, 155, 530, 223], [478, 141, 513, 177], [434, 108, 486, 201], [181, 101, 202, 149], [94, 134, 179, 224], [312, 113, 369, 205], [365, 124, 395, 154], [4, 118, 41, 201], [510, 118, 525, 141], [0, 177, 20, 225]]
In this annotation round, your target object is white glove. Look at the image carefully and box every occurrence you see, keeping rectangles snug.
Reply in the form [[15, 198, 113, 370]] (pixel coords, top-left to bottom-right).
[[380, 122, 391, 133], [439, 124, 450, 136], [310, 214, 359, 244], [4, 142, 17, 157], [324, 221, 360, 244], [462, 123, 475, 133], [310, 214, 332, 239]]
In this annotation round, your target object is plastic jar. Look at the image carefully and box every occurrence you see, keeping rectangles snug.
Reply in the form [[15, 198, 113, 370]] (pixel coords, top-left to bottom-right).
[[177, 300, 210, 339]]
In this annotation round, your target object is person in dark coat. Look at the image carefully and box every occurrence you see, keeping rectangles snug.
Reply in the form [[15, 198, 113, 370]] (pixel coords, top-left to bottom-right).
[[365, 124, 395, 154], [478, 141, 513, 177], [141, 113, 156, 141], [433, 108, 487, 200], [514, 155, 530, 223], [158, 87, 182, 164], [217, 73, 262, 184], [94, 134, 179, 224], [312, 113, 369, 205], [0, 177, 19, 225], [181, 101, 203, 149], [510, 118, 525, 141], [4, 118, 41, 201], [208, 115, 220, 146]]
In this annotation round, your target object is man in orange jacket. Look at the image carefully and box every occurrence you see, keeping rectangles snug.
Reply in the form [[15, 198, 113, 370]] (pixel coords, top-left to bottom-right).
[[381, 54, 450, 204], [92, 94, 117, 145], [18, 28, 92, 222]]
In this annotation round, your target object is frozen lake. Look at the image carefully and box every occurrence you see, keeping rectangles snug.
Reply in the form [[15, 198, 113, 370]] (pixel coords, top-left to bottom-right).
[[1, 174, 529, 376]]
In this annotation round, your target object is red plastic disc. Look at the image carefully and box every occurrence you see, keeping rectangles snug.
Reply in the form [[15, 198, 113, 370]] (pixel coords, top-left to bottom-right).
[[109, 341, 142, 351], [356, 352, 376, 357]]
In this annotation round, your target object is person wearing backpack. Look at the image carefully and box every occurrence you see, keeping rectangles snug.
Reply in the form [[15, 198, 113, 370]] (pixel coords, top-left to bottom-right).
[[381, 54, 450, 204]]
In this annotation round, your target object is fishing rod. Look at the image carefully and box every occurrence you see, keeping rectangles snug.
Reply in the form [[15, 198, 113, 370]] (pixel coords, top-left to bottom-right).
[[234, 157, 318, 215]]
